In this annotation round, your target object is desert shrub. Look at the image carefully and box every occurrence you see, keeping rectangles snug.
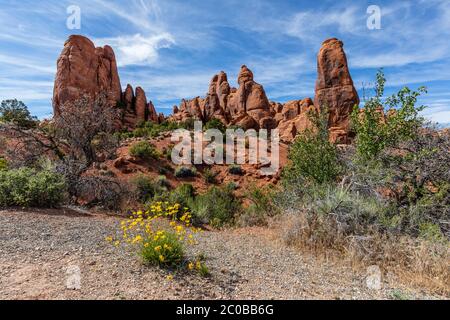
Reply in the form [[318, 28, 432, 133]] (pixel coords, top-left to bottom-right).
[[156, 175, 170, 189], [0, 157, 7, 171], [54, 94, 119, 166], [179, 118, 196, 130], [129, 141, 159, 159], [343, 127, 450, 239], [195, 261, 210, 277], [0, 99, 37, 129], [174, 166, 197, 178], [141, 231, 184, 267], [108, 202, 203, 272], [121, 121, 185, 140], [239, 185, 279, 226], [168, 184, 196, 212], [203, 168, 217, 184], [283, 108, 341, 185], [191, 184, 241, 228], [351, 70, 426, 161], [163, 144, 175, 160], [133, 175, 168, 203], [280, 182, 393, 249], [75, 175, 126, 210], [228, 164, 243, 175], [204, 118, 226, 133], [0, 167, 66, 208]]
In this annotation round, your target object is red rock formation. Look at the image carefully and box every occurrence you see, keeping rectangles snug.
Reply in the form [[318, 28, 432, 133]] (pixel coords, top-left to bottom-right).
[[53, 35, 163, 129], [147, 101, 159, 123], [134, 87, 147, 122], [276, 98, 317, 142], [53, 35, 122, 115], [172, 65, 276, 130], [314, 38, 359, 143]]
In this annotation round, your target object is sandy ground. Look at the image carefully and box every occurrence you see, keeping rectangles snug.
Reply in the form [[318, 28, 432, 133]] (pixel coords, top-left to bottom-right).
[[0, 209, 446, 300]]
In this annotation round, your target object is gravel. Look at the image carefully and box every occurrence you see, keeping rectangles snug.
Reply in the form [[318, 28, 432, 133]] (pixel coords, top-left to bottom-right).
[[0, 209, 446, 300]]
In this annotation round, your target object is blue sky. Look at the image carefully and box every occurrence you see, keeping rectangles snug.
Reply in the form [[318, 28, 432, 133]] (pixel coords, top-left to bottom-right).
[[0, 0, 449, 125]]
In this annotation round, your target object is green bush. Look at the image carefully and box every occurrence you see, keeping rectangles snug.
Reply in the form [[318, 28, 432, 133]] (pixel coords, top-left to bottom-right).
[[0, 168, 66, 208], [141, 231, 184, 267], [118, 121, 185, 140], [0, 157, 7, 171], [174, 166, 197, 178], [351, 70, 426, 161], [129, 141, 159, 159], [228, 164, 243, 175], [132, 175, 168, 203], [168, 184, 196, 211], [0, 99, 38, 128], [240, 185, 279, 226], [203, 168, 217, 184], [204, 118, 226, 133], [280, 182, 391, 249], [191, 185, 241, 228], [283, 108, 341, 185]]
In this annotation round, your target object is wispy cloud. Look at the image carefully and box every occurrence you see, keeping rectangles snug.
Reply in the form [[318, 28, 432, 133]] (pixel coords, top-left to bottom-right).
[[0, 0, 449, 123], [94, 33, 175, 66]]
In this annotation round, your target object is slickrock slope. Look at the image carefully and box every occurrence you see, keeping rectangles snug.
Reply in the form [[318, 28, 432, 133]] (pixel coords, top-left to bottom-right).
[[52, 35, 162, 129]]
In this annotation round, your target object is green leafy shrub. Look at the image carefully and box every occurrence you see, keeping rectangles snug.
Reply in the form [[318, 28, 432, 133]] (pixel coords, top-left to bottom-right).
[[239, 185, 279, 226], [203, 168, 217, 184], [163, 145, 175, 160], [132, 175, 168, 203], [280, 183, 390, 249], [228, 164, 243, 175], [0, 157, 7, 171], [283, 108, 341, 185], [129, 141, 159, 159], [0, 99, 38, 128], [204, 118, 226, 133], [191, 185, 241, 228], [351, 70, 426, 161], [141, 231, 184, 267], [168, 184, 196, 211], [0, 168, 66, 207], [174, 166, 197, 178], [111, 203, 203, 272]]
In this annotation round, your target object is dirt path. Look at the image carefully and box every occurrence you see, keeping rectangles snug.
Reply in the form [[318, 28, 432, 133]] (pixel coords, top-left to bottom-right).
[[0, 209, 445, 300]]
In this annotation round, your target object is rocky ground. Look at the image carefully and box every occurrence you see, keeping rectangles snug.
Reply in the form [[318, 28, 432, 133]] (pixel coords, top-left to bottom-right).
[[0, 209, 446, 300]]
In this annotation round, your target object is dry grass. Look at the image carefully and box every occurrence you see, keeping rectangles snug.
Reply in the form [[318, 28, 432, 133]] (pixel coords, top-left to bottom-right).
[[276, 212, 450, 296]]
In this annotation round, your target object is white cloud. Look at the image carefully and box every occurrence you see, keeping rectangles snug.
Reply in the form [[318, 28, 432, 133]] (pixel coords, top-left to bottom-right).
[[285, 6, 361, 42], [0, 55, 55, 74], [94, 33, 175, 67]]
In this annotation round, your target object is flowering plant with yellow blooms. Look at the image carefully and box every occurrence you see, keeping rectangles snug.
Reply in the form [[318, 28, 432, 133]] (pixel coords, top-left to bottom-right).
[[107, 202, 208, 275]]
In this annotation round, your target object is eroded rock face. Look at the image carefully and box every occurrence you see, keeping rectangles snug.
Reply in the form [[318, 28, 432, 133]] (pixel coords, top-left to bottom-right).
[[275, 98, 317, 143], [53, 35, 122, 116], [173, 65, 275, 130], [53, 35, 164, 129], [314, 38, 359, 143]]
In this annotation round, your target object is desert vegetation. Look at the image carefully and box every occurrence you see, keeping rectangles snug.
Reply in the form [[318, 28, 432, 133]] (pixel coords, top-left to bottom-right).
[[276, 71, 449, 293], [0, 70, 448, 296]]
